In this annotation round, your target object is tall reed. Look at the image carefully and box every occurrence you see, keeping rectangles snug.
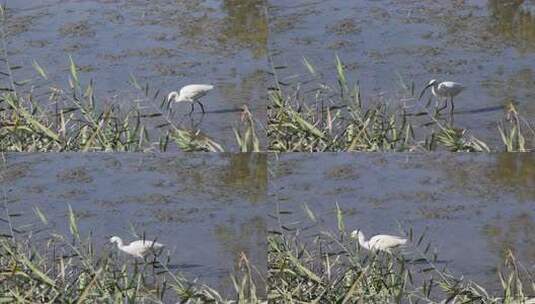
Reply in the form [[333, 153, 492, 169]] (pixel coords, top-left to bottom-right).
[[0, 205, 265, 303], [268, 56, 533, 152], [268, 205, 534, 303]]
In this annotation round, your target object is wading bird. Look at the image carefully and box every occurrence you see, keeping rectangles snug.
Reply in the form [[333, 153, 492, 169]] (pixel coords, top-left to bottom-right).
[[110, 236, 164, 258], [419, 79, 465, 117], [168, 84, 214, 115], [350, 230, 407, 253]]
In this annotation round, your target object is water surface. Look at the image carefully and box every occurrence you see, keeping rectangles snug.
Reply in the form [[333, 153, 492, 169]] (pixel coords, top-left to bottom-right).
[[271, 153, 535, 292], [0, 153, 269, 295], [269, 0, 535, 146], [4, 0, 269, 149]]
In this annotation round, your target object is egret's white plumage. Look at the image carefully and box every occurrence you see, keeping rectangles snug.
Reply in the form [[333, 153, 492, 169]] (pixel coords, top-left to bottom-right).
[[110, 236, 164, 258], [350, 230, 407, 253], [168, 84, 214, 114], [419, 79, 465, 117], [425, 80, 465, 99]]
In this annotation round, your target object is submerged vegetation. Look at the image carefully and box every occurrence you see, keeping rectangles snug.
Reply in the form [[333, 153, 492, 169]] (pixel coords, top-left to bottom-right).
[[267, 56, 534, 152], [0, 206, 265, 303], [268, 205, 535, 303]]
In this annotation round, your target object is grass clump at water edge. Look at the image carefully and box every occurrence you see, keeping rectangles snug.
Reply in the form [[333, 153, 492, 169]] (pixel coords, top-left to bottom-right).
[[268, 205, 534, 303], [0, 5, 261, 153], [0, 206, 265, 303], [267, 56, 534, 152]]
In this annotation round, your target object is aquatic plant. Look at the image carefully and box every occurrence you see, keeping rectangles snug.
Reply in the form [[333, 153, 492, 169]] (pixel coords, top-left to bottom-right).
[[498, 102, 535, 152], [268, 205, 534, 303], [267, 56, 533, 152], [0, 67, 150, 152], [234, 105, 262, 152], [0, 205, 265, 303], [0, 5, 260, 153]]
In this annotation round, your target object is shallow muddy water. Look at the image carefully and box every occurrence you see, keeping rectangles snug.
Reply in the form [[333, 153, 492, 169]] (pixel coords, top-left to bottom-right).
[[0, 153, 268, 295], [269, 0, 535, 146], [271, 153, 535, 292], [4, 0, 268, 149]]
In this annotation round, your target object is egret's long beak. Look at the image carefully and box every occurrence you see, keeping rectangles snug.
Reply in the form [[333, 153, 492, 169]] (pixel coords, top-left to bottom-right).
[[418, 83, 433, 101]]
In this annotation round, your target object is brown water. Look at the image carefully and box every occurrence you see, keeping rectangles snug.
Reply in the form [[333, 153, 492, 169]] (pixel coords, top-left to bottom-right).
[[269, 0, 535, 147], [4, 0, 269, 149], [0, 153, 268, 295], [270, 153, 535, 293]]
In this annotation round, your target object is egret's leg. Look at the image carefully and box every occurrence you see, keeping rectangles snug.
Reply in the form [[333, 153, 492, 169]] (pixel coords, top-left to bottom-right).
[[197, 101, 206, 113], [432, 100, 440, 118], [189, 103, 195, 115], [437, 98, 448, 112], [449, 97, 455, 124], [440, 99, 448, 111], [426, 97, 434, 108]]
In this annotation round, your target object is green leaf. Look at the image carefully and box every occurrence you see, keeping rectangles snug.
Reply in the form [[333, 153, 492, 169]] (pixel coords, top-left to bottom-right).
[[290, 111, 325, 139], [68, 205, 79, 240], [32, 60, 48, 80], [303, 57, 316, 76], [303, 203, 317, 223], [33, 207, 48, 225], [336, 202, 344, 234], [4, 96, 60, 142], [1, 242, 55, 288], [69, 55, 79, 86], [287, 252, 322, 283]]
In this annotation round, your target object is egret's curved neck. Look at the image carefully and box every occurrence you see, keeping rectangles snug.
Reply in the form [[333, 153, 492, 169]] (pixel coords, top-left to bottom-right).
[[431, 85, 438, 97], [114, 238, 124, 248], [168, 91, 179, 102], [357, 232, 370, 250]]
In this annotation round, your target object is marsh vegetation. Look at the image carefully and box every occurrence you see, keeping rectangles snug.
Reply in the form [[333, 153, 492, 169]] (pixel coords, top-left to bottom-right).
[[268, 206, 534, 303], [0, 6, 261, 153], [267, 57, 534, 152], [0, 206, 265, 303]]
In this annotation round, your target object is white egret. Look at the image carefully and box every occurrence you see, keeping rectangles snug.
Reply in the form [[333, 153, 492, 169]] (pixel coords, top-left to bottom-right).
[[110, 236, 164, 258], [419, 79, 465, 116], [350, 230, 407, 253], [167, 84, 214, 115]]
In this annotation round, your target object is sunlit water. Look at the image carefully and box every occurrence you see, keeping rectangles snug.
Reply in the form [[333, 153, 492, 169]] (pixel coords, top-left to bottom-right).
[[4, 0, 269, 149], [269, 0, 535, 147], [271, 153, 535, 292], [1, 152, 533, 295], [0, 153, 268, 295]]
